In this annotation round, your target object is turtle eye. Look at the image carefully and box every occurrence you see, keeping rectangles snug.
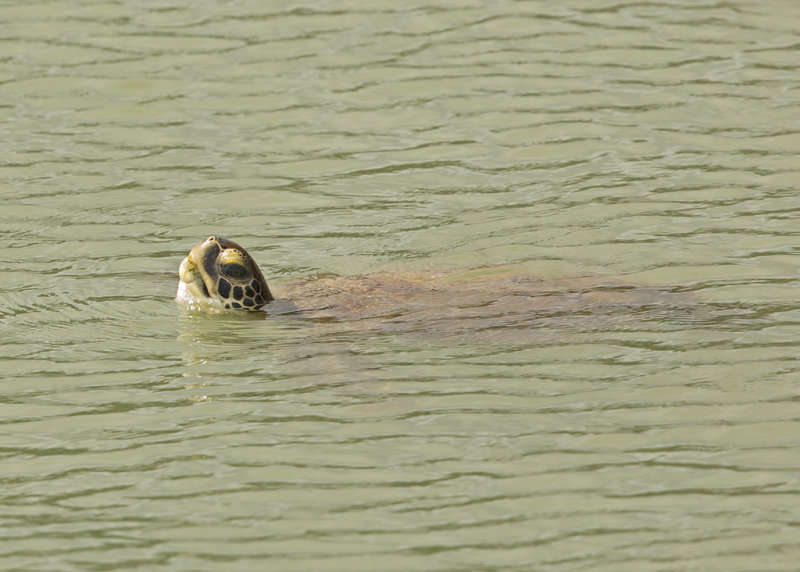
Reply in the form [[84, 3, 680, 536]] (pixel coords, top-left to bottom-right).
[[222, 263, 248, 279]]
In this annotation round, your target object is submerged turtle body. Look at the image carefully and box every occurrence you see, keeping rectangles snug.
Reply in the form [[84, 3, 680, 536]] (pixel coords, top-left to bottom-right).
[[278, 269, 692, 337], [177, 236, 693, 336]]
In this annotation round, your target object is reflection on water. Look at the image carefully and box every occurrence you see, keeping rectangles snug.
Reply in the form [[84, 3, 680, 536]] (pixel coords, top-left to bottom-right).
[[2, 0, 800, 570]]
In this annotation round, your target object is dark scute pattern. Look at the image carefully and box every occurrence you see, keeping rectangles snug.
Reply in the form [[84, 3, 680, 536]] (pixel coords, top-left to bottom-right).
[[245, 286, 255, 298], [251, 279, 261, 292], [233, 286, 243, 300], [243, 297, 254, 307], [230, 301, 242, 309], [218, 278, 231, 299]]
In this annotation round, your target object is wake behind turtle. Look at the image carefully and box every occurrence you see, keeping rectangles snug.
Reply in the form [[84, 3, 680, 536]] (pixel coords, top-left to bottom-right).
[[177, 236, 697, 338]]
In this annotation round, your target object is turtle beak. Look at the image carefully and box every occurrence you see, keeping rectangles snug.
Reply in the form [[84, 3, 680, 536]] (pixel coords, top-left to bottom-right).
[[178, 254, 211, 301], [178, 253, 195, 283]]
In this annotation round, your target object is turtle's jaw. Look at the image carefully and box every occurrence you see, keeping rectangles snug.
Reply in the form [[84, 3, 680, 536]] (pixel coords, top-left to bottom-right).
[[176, 253, 217, 309]]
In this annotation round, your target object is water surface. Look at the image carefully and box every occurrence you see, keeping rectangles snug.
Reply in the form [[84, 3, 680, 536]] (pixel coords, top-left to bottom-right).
[[2, 1, 800, 570]]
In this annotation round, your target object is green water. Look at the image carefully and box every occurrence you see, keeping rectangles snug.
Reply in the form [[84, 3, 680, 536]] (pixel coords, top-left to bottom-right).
[[2, 1, 799, 570]]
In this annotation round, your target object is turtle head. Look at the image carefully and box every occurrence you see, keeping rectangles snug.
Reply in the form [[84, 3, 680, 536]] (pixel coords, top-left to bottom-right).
[[176, 236, 274, 311]]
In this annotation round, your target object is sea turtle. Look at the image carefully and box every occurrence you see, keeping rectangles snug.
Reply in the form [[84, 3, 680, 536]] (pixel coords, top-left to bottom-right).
[[177, 236, 695, 337]]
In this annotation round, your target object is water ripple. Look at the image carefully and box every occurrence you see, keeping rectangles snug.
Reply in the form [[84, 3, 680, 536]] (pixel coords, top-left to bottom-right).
[[2, 0, 800, 570]]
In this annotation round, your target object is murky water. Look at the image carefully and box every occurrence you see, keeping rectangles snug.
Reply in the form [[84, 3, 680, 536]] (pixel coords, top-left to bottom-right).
[[2, 1, 800, 570]]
